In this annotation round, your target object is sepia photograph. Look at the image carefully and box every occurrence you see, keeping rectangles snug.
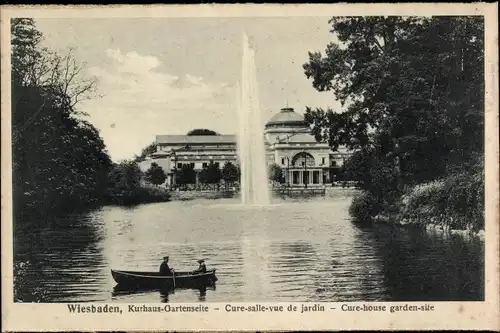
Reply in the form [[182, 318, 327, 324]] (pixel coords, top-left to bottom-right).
[[2, 4, 499, 331]]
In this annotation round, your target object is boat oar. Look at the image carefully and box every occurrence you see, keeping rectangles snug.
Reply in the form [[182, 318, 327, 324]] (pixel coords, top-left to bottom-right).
[[172, 270, 176, 289]]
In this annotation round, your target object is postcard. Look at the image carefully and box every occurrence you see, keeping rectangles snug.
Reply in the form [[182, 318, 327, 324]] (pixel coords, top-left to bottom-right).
[[1, 3, 499, 331]]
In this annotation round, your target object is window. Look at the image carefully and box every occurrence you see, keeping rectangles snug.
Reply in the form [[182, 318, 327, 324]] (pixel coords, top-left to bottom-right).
[[331, 160, 337, 167], [190, 163, 195, 168], [303, 171, 309, 184], [177, 163, 182, 168], [322, 157, 326, 165], [292, 152, 315, 167], [282, 158, 285, 165], [293, 171, 300, 184], [313, 171, 320, 184], [202, 162, 208, 168], [215, 162, 220, 168]]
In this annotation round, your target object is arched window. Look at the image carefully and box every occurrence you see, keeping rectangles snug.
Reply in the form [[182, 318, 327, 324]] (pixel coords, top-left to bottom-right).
[[292, 152, 315, 167]]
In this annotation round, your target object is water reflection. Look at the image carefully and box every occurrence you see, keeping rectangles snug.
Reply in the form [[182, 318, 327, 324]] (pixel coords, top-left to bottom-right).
[[13, 197, 484, 302], [111, 284, 214, 303], [240, 208, 272, 301], [370, 224, 485, 301], [14, 212, 109, 302]]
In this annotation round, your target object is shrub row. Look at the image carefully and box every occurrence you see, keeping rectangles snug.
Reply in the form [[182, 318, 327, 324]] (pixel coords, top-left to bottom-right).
[[349, 170, 484, 231]]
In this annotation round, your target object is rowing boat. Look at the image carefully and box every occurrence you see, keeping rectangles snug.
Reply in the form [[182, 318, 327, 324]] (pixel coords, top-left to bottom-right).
[[111, 269, 217, 289]]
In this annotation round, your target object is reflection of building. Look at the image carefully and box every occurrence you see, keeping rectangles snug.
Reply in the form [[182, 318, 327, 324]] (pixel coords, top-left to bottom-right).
[[142, 107, 351, 187]]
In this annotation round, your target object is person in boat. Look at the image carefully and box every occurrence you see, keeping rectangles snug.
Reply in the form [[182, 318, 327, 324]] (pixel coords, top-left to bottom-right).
[[194, 259, 207, 273], [159, 256, 174, 276]]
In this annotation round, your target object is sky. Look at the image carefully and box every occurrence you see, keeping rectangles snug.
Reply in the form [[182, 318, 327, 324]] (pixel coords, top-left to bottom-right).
[[34, 17, 342, 161]]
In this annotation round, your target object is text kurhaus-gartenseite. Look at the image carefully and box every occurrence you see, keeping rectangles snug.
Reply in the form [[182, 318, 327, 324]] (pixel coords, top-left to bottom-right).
[[128, 304, 209, 312]]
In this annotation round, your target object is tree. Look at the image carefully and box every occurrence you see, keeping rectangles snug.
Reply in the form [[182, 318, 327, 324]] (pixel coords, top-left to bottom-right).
[[12, 19, 99, 140], [199, 161, 222, 189], [342, 148, 374, 185], [107, 161, 144, 204], [145, 162, 166, 186], [108, 161, 143, 191], [175, 164, 197, 188], [222, 161, 240, 188], [11, 18, 43, 87], [11, 18, 112, 217], [303, 16, 484, 192], [135, 142, 157, 162], [268, 163, 284, 183], [187, 129, 219, 136]]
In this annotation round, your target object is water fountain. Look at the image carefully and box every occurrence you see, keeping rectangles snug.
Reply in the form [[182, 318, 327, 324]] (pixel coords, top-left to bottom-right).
[[237, 33, 271, 206]]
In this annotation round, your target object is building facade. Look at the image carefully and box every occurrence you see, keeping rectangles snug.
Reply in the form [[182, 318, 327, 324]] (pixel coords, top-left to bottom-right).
[[143, 107, 351, 187], [265, 107, 350, 187]]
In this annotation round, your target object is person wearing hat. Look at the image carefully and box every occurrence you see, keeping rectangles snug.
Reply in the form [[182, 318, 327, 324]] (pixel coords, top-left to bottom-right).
[[159, 256, 173, 276], [194, 259, 207, 273]]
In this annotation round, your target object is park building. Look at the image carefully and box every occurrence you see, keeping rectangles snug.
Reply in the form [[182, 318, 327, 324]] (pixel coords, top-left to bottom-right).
[[141, 107, 351, 187]]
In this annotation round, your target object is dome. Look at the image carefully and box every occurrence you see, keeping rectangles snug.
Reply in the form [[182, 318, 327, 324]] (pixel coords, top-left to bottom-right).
[[265, 108, 306, 128]]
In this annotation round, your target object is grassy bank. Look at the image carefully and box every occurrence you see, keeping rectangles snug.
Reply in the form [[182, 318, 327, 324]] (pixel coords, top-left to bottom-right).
[[349, 170, 484, 232], [106, 186, 171, 206]]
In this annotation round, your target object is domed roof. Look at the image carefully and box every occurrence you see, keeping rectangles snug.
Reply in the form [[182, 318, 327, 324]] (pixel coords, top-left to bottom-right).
[[265, 108, 306, 128]]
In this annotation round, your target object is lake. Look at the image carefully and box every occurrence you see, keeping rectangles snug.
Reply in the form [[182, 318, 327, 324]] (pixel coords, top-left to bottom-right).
[[13, 194, 484, 302]]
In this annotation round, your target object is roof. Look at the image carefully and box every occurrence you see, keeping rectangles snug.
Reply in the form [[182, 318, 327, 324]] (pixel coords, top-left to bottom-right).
[[151, 151, 170, 156], [286, 133, 319, 143], [265, 108, 306, 127], [156, 135, 236, 144]]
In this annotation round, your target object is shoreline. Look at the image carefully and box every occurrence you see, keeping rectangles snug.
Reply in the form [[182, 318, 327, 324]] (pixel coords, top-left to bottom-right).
[[168, 186, 361, 201], [372, 214, 485, 240]]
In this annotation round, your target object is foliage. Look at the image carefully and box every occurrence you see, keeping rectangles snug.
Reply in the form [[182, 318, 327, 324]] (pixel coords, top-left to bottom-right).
[[399, 169, 484, 231], [268, 163, 284, 183], [341, 148, 374, 185], [145, 162, 167, 186], [106, 160, 170, 205], [349, 192, 381, 222], [199, 161, 222, 184], [187, 129, 219, 136], [304, 16, 483, 174], [12, 19, 98, 111], [222, 161, 240, 185], [175, 163, 197, 186], [135, 142, 157, 162], [13, 260, 48, 302], [107, 160, 143, 198], [303, 16, 484, 227], [135, 186, 171, 204], [11, 18, 112, 218]]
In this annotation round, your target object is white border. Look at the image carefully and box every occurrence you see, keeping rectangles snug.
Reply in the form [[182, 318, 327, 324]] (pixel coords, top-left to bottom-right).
[[1, 3, 499, 331]]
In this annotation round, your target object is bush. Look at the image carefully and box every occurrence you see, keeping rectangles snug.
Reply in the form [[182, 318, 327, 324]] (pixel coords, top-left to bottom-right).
[[107, 186, 171, 206], [136, 187, 171, 204], [400, 180, 445, 223], [399, 171, 484, 230], [349, 191, 381, 221]]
